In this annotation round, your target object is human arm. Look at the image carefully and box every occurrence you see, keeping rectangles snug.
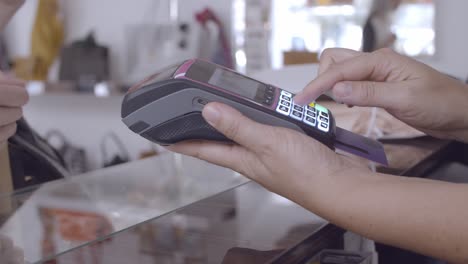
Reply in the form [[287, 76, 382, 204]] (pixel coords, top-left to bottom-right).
[[316, 168, 468, 264], [168, 103, 468, 264], [294, 48, 468, 143], [0, 0, 25, 32], [0, 71, 28, 147]]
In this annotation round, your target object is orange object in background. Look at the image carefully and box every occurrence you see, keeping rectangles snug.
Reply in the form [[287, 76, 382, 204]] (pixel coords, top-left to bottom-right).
[[40, 208, 113, 242], [30, 0, 64, 80], [39, 207, 113, 263], [311, 0, 353, 5], [283, 51, 319, 65]]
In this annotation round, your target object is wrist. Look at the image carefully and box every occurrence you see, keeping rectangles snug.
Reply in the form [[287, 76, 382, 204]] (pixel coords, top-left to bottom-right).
[[328, 166, 376, 191], [297, 165, 374, 212]]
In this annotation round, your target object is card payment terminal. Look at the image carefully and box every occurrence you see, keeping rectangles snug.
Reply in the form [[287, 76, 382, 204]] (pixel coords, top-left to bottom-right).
[[121, 59, 388, 165]]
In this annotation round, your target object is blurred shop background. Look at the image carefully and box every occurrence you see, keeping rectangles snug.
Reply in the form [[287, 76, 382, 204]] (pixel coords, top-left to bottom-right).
[[2, 0, 467, 172]]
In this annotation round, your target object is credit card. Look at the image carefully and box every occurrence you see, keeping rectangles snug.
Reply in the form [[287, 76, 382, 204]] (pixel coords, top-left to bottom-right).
[[334, 127, 388, 166]]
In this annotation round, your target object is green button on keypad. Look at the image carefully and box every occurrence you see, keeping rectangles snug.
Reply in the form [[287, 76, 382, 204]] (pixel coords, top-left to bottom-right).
[[314, 103, 328, 114]]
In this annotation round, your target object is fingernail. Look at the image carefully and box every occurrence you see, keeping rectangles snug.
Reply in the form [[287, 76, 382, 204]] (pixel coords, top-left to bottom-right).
[[202, 105, 221, 126], [334, 82, 352, 98]]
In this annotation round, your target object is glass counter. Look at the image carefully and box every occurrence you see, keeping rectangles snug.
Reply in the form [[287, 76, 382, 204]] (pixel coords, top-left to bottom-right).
[[0, 137, 455, 264], [48, 182, 333, 264], [0, 153, 249, 263]]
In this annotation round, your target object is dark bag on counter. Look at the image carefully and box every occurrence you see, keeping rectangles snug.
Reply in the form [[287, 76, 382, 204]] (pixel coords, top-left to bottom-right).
[[362, 18, 376, 53], [59, 32, 109, 92], [8, 119, 68, 190], [45, 130, 88, 175], [100, 132, 130, 168]]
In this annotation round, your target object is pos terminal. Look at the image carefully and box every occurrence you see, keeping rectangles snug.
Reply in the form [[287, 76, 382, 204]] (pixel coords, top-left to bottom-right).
[[121, 59, 388, 165]]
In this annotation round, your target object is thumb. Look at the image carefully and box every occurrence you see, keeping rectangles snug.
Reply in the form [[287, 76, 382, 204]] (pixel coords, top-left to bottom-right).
[[202, 102, 272, 151], [331, 81, 403, 109]]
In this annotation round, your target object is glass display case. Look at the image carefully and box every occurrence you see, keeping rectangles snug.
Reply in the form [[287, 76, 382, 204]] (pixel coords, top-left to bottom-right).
[[0, 134, 460, 263], [0, 153, 249, 263]]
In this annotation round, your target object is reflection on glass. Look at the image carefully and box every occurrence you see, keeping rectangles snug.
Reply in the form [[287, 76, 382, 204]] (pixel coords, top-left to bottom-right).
[[50, 183, 328, 264], [0, 234, 24, 264], [0, 153, 248, 263]]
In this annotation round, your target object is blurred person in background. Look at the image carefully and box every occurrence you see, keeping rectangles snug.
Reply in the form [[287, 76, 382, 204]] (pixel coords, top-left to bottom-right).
[[362, 0, 402, 52], [1, 0, 67, 191], [0, 2, 26, 264], [0, 0, 28, 147]]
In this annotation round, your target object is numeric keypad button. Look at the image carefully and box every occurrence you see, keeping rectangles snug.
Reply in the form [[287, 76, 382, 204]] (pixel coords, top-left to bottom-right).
[[320, 111, 329, 119], [280, 100, 291, 107], [319, 116, 329, 123], [281, 90, 293, 97], [306, 111, 316, 118], [293, 105, 304, 112], [290, 110, 303, 121], [318, 122, 329, 132], [304, 116, 317, 127], [276, 104, 291, 116], [306, 105, 316, 113]]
